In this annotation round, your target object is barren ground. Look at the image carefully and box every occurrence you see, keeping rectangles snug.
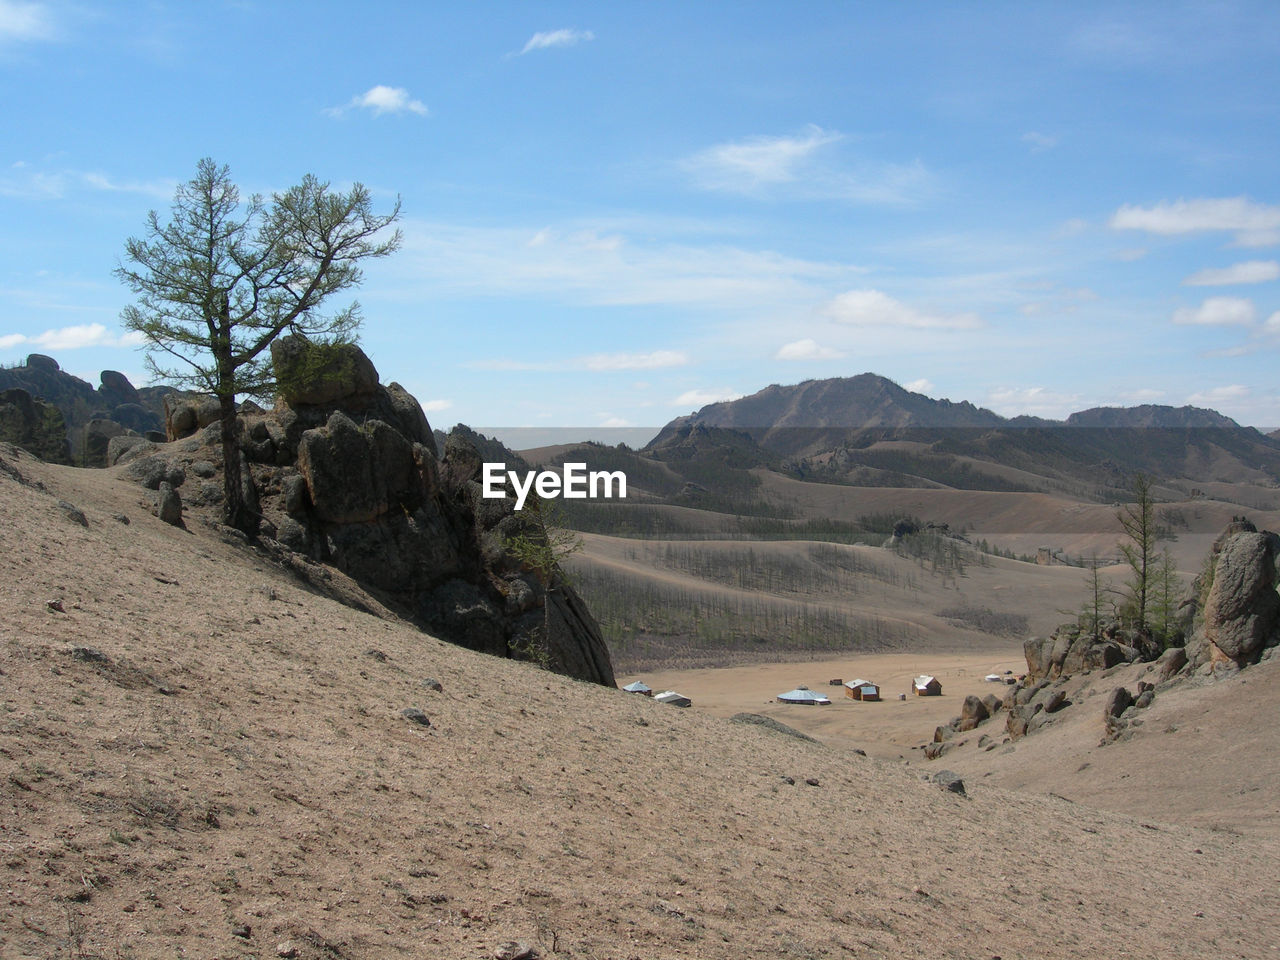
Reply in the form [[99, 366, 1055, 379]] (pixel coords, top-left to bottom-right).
[[2, 445, 1279, 959]]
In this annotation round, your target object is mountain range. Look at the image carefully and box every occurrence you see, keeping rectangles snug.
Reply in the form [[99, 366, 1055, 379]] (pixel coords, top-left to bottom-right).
[[644, 374, 1280, 494]]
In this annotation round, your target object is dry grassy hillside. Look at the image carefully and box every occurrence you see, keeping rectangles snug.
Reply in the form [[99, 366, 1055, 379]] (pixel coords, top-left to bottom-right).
[[2, 444, 1279, 959], [572, 533, 1091, 671], [753, 471, 1280, 568]]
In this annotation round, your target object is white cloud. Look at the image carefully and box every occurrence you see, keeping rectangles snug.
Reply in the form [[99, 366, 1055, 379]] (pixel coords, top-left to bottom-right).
[[686, 126, 841, 188], [421, 399, 452, 412], [80, 171, 175, 199], [1121, 388, 1166, 402], [0, 166, 173, 201], [1113, 247, 1148, 262], [672, 388, 743, 408], [394, 218, 865, 311], [775, 338, 844, 361], [581, 350, 689, 371], [1186, 384, 1249, 406], [1172, 297, 1257, 326], [0, 323, 142, 351], [1110, 197, 1280, 245], [903, 378, 935, 394], [821, 289, 981, 330], [1022, 131, 1058, 152], [682, 126, 930, 203], [466, 350, 689, 374], [329, 85, 428, 117], [520, 28, 594, 54], [1184, 260, 1280, 286], [985, 386, 1084, 419], [1267, 311, 1280, 334], [0, 1, 55, 42], [600, 416, 633, 428], [1232, 229, 1280, 249], [1204, 345, 1253, 358]]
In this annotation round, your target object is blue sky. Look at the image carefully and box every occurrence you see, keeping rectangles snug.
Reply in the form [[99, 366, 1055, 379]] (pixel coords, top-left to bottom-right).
[[2, 1, 1279, 439]]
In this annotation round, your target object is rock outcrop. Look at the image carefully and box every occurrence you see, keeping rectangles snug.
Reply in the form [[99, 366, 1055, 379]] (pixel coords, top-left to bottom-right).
[[0, 355, 172, 464], [1023, 620, 1152, 683], [1200, 531, 1280, 665], [1183, 522, 1280, 671], [138, 336, 615, 688], [0, 388, 71, 464]]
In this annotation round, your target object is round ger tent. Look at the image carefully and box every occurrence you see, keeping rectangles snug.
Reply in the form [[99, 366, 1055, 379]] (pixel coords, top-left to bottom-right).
[[777, 686, 831, 705]]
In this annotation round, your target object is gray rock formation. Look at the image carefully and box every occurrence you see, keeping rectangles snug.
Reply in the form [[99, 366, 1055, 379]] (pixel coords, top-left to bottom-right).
[[127, 335, 615, 688], [0, 388, 71, 464], [1024, 621, 1150, 682], [156, 481, 183, 526], [1200, 531, 1280, 665], [0, 357, 170, 463]]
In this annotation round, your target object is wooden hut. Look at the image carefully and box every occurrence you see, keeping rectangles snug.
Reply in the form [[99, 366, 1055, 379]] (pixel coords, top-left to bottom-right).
[[844, 679, 880, 701], [912, 675, 942, 696]]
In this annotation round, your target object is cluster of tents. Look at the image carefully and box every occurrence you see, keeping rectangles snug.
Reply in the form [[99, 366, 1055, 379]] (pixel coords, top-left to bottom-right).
[[776, 675, 943, 705], [622, 681, 691, 707], [621, 674, 946, 709]]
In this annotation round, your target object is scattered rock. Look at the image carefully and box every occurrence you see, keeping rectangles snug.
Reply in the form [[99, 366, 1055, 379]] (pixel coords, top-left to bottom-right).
[[128, 455, 186, 490], [960, 694, 990, 727], [932, 770, 966, 795], [1044, 690, 1070, 713], [401, 708, 431, 727], [1135, 690, 1155, 709], [494, 940, 539, 960], [112, 513, 130, 525], [1154, 646, 1188, 683], [231, 923, 252, 939], [57, 500, 88, 527], [1103, 687, 1133, 719], [275, 943, 298, 959], [422, 677, 444, 692], [804, 777, 820, 787], [46, 598, 64, 613], [156, 481, 183, 527]]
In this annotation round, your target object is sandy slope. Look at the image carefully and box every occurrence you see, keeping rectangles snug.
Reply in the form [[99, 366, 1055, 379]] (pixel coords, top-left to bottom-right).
[[2, 445, 1279, 959]]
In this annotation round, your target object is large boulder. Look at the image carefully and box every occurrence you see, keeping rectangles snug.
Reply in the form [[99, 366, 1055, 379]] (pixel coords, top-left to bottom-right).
[[1202, 531, 1280, 665], [296, 411, 426, 525], [271, 336, 379, 407], [99, 370, 141, 407], [26, 353, 59, 372], [164, 393, 222, 441]]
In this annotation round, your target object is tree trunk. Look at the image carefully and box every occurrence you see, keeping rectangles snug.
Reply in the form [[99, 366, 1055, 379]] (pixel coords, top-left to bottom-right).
[[218, 393, 255, 535]]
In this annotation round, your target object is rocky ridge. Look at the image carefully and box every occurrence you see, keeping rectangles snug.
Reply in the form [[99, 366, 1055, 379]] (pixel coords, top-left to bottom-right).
[[107, 337, 614, 687], [0, 353, 173, 464], [925, 519, 1280, 759]]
